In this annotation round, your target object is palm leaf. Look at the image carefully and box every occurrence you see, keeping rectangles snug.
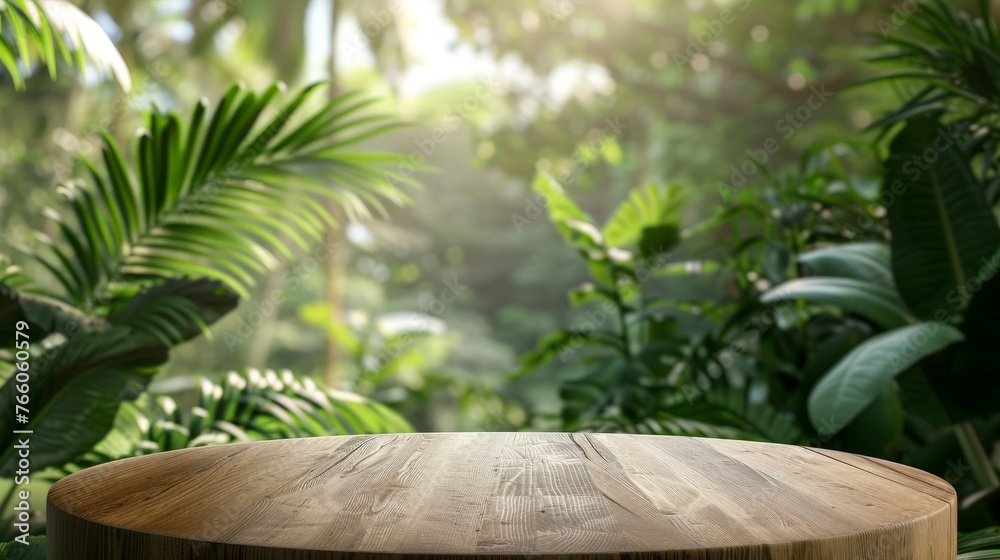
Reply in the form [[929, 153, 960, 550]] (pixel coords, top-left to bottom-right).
[[0, 286, 106, 341], [864, 2, 1000, 132], [63, 368, 412, 464], [628, 389, 803, 444], [29, 83, 416, 306], [0, 0, 130, 90], [105, 279, 238, 345], [959, 527, 1000, 559]]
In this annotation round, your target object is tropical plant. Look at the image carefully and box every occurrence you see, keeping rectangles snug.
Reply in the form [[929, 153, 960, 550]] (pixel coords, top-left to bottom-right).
[[959, 527, 1000, 560], [0, 2, 423, 548], [0, 368, 411, 548], [515, 127, 895, 433], [740, 2, 1000, 536], [57, 368, 412, 469], [762, 1, 1000, 498], [514, 175, 812, 441], [0, 81, 416, 478], [0, 0, 130, 90], [863, 0, 1000, 207]]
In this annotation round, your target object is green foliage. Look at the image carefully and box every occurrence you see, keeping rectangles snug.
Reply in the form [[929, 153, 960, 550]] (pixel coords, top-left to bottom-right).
[[602, 182, 686, 255], [300, 299, 449, 392], [0, 83, 418, 479], [0, 81, 420, 551], [62, 368, 411, 466], [0, 0, 130, 90], [959, 527, 1000, 559], [0, 328, 167, 476], [866, 0, 1000, 132], [632, 388, 803, 444], [796, 242, 894, 287], [33, 83, 414, 304], [885, 116, 1000, 320], [762, 275, 913, 329], [520, 10, 999, 542], [807, 323, 963, 430], [0, 537, 44, 559], [520, 174, 815, 440], [763, 3, 1000, 442]]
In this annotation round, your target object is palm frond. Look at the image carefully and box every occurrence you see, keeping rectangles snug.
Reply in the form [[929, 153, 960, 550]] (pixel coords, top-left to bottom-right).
[[959, 527, 1000, 559], [59, 368, 412, 466], [0, 0, 130, 90], [866, 2, 1000, 125], [0, 285, 106, 341], [31, 83, 418, 306], [105, 279, 238, 346], [606, 388, 803, 444]]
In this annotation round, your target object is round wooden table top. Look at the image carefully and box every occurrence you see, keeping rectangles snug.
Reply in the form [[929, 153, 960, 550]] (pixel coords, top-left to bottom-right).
[[47, 432, 956, 560]]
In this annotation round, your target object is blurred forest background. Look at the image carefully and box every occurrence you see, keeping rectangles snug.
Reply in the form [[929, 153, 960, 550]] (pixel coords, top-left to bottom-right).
[[3, 0, 1000, 550]]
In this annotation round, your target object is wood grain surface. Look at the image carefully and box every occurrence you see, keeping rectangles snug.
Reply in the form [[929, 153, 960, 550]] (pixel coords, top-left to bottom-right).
[[46, 433, 957, 559]]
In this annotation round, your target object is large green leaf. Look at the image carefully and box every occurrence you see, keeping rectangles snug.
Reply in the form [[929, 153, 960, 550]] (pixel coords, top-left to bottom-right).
[[0, 536, 45, 559], [795, 326, 869, 427], [761, 277, 914, 329], [885, 116, 1000, 320], [838, 385, 904, 458], [797, 242, 894, 289], [807, 322, 964, 433], [106, 279, 238, 345], [934, 265, 1000, 419], [896, 368, 953, 429], [0, 328, 167, 475]]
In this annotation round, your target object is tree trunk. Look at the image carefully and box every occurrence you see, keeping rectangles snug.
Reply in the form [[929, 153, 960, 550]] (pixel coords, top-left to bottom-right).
[[323, 1, 346, 388], [269, 0, 309, 83]]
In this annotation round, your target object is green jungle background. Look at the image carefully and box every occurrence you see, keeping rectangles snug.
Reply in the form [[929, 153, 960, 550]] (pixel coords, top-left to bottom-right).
[[1, 0, 1000, 555]]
